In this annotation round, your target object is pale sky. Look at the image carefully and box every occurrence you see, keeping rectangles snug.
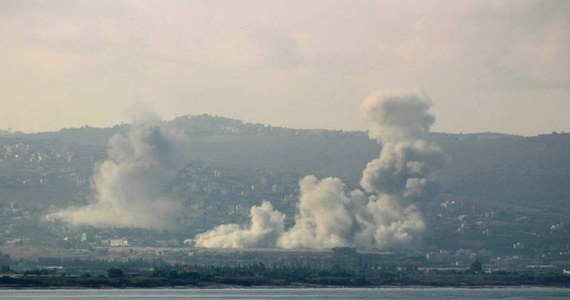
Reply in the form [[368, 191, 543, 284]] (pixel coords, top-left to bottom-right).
[[1, 0, 569, 135]]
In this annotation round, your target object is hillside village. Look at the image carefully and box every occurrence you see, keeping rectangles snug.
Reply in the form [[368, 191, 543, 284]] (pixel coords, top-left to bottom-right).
[[1, 115, 570, 275]]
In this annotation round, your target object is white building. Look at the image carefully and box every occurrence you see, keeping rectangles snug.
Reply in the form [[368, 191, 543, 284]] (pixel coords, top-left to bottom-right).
[[109, 239, 129, 247]]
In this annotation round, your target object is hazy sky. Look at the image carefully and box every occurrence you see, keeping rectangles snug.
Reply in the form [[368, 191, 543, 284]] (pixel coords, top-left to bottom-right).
[[1, 0, 569, 135]]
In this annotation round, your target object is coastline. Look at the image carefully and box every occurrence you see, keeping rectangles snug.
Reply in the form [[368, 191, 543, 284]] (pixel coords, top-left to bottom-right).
[[2, 279, 570, 289]]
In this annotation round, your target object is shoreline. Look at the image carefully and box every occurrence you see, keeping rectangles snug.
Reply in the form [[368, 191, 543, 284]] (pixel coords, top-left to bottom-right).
[[2, 283, 570, 290]]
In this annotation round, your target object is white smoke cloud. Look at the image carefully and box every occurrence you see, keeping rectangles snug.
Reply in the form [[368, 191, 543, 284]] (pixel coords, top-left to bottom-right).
[[360, 91, 446, 197], [49, 116, 189, 229], [360, 137, 446, 196], [278, 176, 364, 249], [355, 195, 425, 249], [194, 201, 285, 248], [360, 91, 435, 142], [194, 90, 446, 250]]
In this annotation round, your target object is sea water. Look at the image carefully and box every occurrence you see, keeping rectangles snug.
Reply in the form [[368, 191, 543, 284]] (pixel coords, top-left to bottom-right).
[[1, 288, 570, 299]]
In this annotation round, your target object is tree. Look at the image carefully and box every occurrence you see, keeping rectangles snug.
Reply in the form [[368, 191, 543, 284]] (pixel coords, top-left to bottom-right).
[[469, 261, 483, 273], [107, 268, 123, 278]]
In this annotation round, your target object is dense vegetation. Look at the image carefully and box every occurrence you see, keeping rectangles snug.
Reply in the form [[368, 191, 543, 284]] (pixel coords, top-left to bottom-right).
[[2, 264, 570, 288]]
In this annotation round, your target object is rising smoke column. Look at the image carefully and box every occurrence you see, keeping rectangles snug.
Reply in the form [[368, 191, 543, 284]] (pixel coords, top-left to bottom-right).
[[278, 176, 365, 249], [360, 91, 446, 197], [354, 91, 447, 248], [49, 117, 189, 229], [194, 90, 446, 249]]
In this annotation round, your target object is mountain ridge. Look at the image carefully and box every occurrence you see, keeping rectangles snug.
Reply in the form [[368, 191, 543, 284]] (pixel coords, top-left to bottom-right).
[[2, 114, 568, 212], [1, 114, 569, 253], [6, 114, 526, 146]]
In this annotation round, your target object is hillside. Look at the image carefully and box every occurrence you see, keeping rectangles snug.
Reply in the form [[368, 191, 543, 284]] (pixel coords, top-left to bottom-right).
[[9, 114, 570, 210], [1, 115, 569, 254]]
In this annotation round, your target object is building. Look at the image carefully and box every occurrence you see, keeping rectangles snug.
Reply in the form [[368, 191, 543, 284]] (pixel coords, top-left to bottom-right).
[[109, 239, 129, 247]]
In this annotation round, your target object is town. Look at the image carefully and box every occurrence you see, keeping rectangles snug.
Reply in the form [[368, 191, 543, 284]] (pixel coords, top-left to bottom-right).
[[1, 116, 570, 285]]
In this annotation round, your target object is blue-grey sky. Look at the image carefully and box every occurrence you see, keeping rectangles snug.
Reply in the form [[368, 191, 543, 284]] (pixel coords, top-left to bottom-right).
[[1, 0, 569, 135]]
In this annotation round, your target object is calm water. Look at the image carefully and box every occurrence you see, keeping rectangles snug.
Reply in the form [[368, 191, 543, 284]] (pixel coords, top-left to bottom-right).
[[1, 288, 569, 299]]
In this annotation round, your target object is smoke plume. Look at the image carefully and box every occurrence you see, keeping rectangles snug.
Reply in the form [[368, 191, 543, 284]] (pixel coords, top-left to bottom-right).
[[49, 116, 189, 229], [278, 176, 364, 249], [360, 91, 446, 197], [194, 90, 446, 249], [194, 201, 285, 248]]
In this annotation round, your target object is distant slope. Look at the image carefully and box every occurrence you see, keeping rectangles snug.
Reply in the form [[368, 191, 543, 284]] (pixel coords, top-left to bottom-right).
[[22, 124, 129, 146], [437, 133, 570, 208], [9, 115, 570, 210]]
